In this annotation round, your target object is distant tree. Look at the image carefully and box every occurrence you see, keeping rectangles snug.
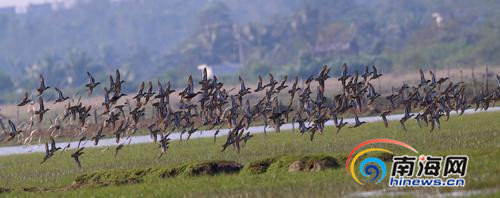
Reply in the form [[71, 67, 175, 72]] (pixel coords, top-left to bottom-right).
[[180, 1, 239, 65]]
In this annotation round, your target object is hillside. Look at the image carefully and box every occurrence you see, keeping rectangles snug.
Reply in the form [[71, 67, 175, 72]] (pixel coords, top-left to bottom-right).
[[0, 0, 498, 102]]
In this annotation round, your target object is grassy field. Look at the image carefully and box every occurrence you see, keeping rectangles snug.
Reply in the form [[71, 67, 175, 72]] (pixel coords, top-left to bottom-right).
[[0, 111, 498, 197]]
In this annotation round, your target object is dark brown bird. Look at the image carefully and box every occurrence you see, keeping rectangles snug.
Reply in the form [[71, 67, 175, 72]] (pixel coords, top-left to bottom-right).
[[133, 81, 146, 104], [276, 75, 288, 93], [335, 117, 348, 134], [148, 123, 160, 142], [71, 147, 85, 168], [179, 75, 199, 100], [37, 74, 50, 96], [414, 113, 423, 128], [6, 120, 22, 141], [91, 124, 105, 146], [496, 74, 500, 87], [112, 69, 125, 93], [61, 143, 71, 152], [77, 136, 87, 148], [238, 76, 251, 96], [380, 110, 391, 128], [115, 144, 124, 158], [361, 65, 372, 81], [53, 87, 70, 104], [338, 63, 351, 83], [144, 81, 155, 104], [370, 65, 383, 80], [41, 136, 60, 164], [400, 105, 414, 131], [35, 96, 50, 122], [41, 142, 52, 164], [418, 69, 430, 87], [85, 72, 100, 96], [265, 73, 279, 88], [429, 70, 437, 86], [350, 113, 366, 128], [17, 92, 32, 107], [255, 75, 265, 92], [158, 133, 170, 159], [366, 83, 380, 104]]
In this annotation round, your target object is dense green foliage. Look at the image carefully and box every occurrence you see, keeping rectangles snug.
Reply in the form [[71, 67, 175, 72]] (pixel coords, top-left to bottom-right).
[[0, 111, 498, 197], [0, 0, 499, 101]]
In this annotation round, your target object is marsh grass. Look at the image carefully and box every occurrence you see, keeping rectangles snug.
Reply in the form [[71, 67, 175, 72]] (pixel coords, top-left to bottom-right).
[[0, 111, 498, 197]]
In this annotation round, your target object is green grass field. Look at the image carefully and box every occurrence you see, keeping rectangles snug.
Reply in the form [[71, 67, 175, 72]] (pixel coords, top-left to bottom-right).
[[0, 111, 499, 197]]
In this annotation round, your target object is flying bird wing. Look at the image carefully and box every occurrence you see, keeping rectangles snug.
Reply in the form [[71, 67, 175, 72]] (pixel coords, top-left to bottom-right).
[[39, 74, 45, 87]]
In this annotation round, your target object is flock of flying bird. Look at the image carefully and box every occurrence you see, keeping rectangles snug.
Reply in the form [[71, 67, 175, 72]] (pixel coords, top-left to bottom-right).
[[1, 64, 499, 168]]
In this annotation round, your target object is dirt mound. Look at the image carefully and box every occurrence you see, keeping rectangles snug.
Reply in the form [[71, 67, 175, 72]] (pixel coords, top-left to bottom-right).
[[68, 155, 338, 191], [288, 161, 305, 172], [0, 188, 11, 193], [305, 157, 338, 171], [286, 155, 339, 172], [75, 161, 243, 186], [159, 165, 187, 178], [185, 161, 243, 176], [377, 153, 395, 162], [242, 157, 277, 174], [74, 169, 150, 186], [264, 154, 339, 172]]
